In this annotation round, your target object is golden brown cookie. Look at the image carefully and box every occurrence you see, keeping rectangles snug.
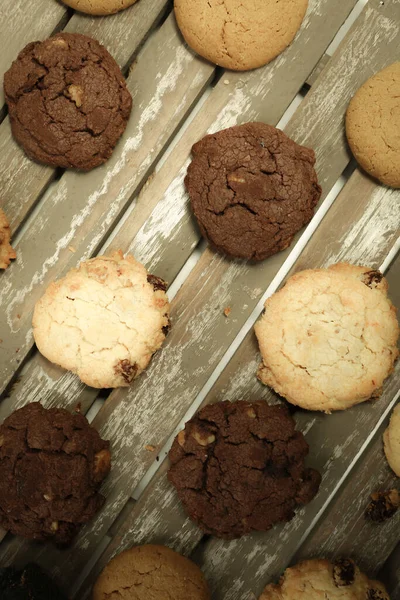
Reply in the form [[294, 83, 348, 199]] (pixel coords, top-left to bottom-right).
[[61, 0, 138, 16], [384, 404, 400, 476], [346, 62, 400, 188], [255, 263, 399, 412], [93, 545, 211, 600], [260, 558, 390, 600], [174, 0, 309, 71], [32, 251, 170, 389], [0, 209, 16, 269]]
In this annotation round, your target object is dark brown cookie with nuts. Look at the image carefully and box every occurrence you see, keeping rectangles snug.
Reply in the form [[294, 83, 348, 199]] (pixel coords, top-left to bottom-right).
[[0, 563, 67, 600], [0, 402, 111, 545], [185, 122, 322, 261], [4, 32, 132, 170], [168, 400, 321, 539]]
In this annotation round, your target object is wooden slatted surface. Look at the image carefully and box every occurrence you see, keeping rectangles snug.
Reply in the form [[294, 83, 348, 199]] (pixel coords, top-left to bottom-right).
[[0, 0, 399, 598]]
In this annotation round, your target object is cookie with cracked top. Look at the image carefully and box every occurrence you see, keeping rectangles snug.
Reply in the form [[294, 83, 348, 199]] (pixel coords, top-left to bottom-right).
[[0, 563, 67, 600], [33, 251, 170, 388], [174, 0, 308, 71], [168, 400, 321, 538], [185, 122, 321, 261], [4, 32, 132, 170], [259, 558, 390, 600], [255, 263, 399, 412], [93, 544, 211, 600], [0, 402, 110, 546]]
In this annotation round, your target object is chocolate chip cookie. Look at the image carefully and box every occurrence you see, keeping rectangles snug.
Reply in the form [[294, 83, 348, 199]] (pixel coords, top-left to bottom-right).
[[4, 33, 132, 170], [0, 563, 67, 600], [93, 545, 211, 600], [185, 122, 321, 260], [33, 251, 170, 389], [384, 404, 400, 476], [168, 400, 321, 538], [0, 402, 111, 545], [260, 558, 390, 600]]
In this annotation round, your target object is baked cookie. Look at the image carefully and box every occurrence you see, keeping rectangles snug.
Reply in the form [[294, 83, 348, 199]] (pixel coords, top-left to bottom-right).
[[365, 489, 399, 522], [346, 62, 400, 188], [33, 251, 170, 388], [4, 33, 132, 171], [61, 0, 138, 15], [93, 544, 211, 600], [255, 263, 399, 412], [259, 558, 390, 600], [0, 209, 16, 269], [0, 402, 111, 545], [174, 0, 308, 71], [0, 563, 67, 600], [185, 122, 321, 261], [168, 400, 321, 538], [384, 404, 400, 476]]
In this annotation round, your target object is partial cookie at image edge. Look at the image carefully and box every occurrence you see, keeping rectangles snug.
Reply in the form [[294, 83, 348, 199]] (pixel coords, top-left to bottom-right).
[[61, 0, 138, 16], [0, 208, 16, 269], [384, 404, 400, 477]]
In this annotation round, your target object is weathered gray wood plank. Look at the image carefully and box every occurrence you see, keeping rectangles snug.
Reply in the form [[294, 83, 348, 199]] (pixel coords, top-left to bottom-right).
[[0, 13, 214, 396], [74, 171, 400, 599], [0, 0, 172, 232], [0, 2, 366, 577]]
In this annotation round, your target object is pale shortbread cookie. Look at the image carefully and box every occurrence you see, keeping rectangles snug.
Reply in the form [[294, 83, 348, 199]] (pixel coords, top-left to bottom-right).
[[346, 62, 400, 188], [93, 545, 211, 600], [0, 209, 16, 269], [174, 0, 308, 71], [61, 0, 138, 15], [384, 404, 400, 477], [255, 263, 399, 412], [33, 251, 170, 389], [260, 558, 390, 600]]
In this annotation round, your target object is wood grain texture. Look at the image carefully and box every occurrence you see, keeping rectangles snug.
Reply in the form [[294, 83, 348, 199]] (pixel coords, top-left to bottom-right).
[[0, 14, 214, 397], [0, 0, 172, 232]]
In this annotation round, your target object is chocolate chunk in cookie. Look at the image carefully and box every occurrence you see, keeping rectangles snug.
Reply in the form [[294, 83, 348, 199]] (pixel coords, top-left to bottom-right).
[[185, 122, 321, 261], [168, 400, 321, 538], [0, 402, 111, 545], [333, 559, 356, 587], [4, 33, 132, 171], [365, 489, 399, 522], [0, 563, 67, 600]]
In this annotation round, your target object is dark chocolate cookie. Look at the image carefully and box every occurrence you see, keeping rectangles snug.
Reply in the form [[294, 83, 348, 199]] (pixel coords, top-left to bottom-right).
[[185, 122, 322, 260], [4, 33, 132, 170], [0, 563, 67, 600], [0, 402, 111, 545], [168, 400, 321, 538]]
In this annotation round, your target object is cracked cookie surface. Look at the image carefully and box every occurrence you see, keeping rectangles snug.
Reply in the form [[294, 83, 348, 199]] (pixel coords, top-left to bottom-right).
[[4, 32, 132, 170], [61, 0, 138, 15], [93, 544, 211, 600], [255, 263, 399, 412], [0, 209, 16, 269], [174, 0, 308, 71], [32, 251, 170, 388], [168, 400, 321, 538], [346, 62, 400, 188], [260, 558, 390, 600], [384, 404, 400, 476], [185, 122, 321, 261], [0, 402, 111, 546]]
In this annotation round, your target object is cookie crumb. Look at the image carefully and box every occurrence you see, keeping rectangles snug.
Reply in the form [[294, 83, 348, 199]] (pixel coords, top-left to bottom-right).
[[365, 489, 399, 522], [68, 246, 76, 253], [224, 79, 230, 85], [223, 306, 231, 317], [145, 444, 156, 452]]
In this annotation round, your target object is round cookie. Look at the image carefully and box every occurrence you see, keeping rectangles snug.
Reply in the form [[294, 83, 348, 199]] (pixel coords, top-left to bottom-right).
[[174, 0, 309, 71], [4, 33, 132, 171], [33, 251, 170, 389], [260, 558, 390, 600], [346, 62, 400, 188], [255, 263, 399, 412], [0, 209, 16, 269], [0, 402, 111, 545], [168, 400, 321, 538], [185, 122, 321, 261], [61, 0, 138, 15], [384, 404, 400, 476], [93, 544, 211, 600]]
